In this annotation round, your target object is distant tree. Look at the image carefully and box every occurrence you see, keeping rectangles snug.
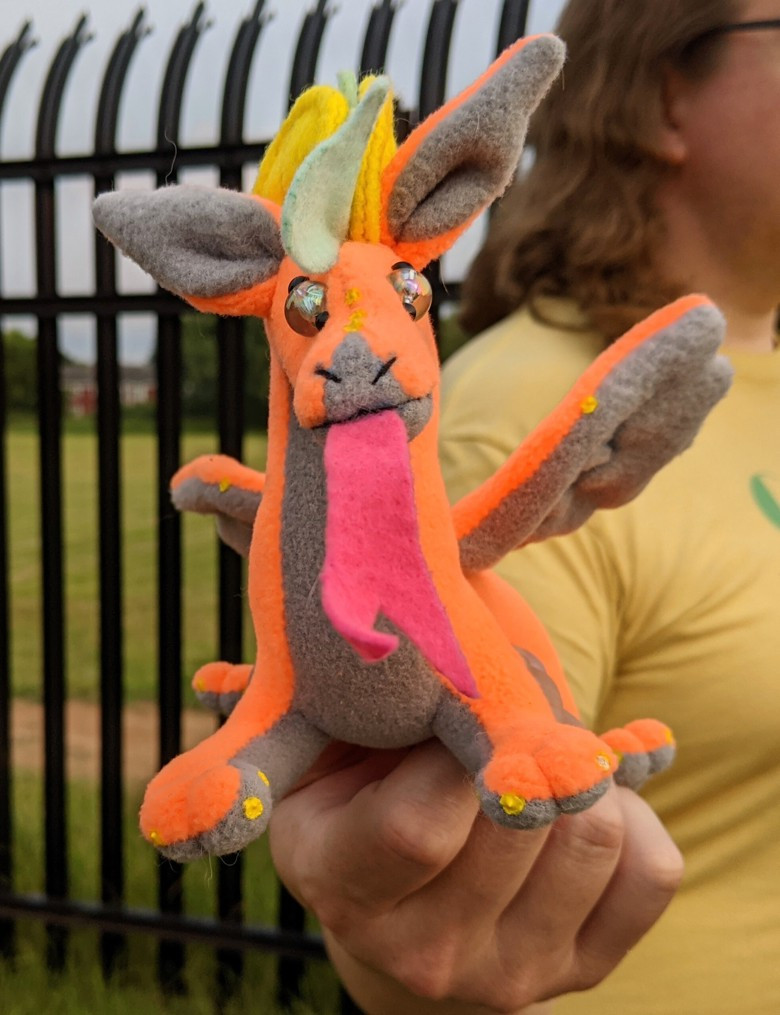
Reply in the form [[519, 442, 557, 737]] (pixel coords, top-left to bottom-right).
[[244, 318, 271, 428], [2, 329, 37, 411], [181, 314, 217, 418], [437, 306, 470, 362], [180, 314, 270, 428]]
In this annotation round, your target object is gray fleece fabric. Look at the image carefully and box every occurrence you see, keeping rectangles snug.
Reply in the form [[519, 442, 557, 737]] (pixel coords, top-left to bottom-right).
[[92, 185, 284, 298], [385, 35, 565, 244], [171, 475, 262, 524], [457, 303, 733, 572]]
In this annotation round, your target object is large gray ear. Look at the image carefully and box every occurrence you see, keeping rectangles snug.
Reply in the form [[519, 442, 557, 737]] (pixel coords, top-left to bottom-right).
[[92, 185, 284, 298], [382, 34, 565, 261]]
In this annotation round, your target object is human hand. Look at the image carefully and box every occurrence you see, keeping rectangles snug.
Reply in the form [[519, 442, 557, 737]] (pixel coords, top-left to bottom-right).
[[269, 739, 683, 1015]]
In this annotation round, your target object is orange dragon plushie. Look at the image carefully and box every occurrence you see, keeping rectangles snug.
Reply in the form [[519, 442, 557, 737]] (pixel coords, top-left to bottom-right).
[[93, 35, 732, 861]]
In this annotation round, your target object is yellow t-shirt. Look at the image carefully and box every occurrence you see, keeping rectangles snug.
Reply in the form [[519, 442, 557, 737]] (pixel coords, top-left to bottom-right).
[[439, 301, 780, 1015]]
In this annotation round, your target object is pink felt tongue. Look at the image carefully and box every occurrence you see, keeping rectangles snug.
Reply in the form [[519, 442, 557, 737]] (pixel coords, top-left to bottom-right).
[[320, 411, 478, 698]]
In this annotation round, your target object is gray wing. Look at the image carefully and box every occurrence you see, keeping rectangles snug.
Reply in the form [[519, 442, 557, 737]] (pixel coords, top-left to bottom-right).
[[454, 298, 732, 572], [170, 454, 264, 559]]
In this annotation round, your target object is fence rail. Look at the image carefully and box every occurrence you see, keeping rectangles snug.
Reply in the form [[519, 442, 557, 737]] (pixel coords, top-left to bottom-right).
[[0, 0, 530, 1008]]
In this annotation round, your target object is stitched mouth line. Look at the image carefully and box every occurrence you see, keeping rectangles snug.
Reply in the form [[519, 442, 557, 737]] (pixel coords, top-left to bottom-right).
[[315, 396, 428, 429]]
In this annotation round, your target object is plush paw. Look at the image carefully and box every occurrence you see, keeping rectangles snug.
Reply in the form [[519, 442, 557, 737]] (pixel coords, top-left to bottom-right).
[[140, 758, 273, 862], [476, 724, 617, 828], [192, 661, 253, 716], [600, 718, 675, 791]]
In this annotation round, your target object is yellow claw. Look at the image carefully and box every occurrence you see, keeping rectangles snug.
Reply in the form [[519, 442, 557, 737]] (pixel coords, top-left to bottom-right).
[[257, 770, 270, 786], [580, 395, 599, 414], [149, 829, 166, 847], [595, 752, 613, 771], [243, 797, 264, 821], [499, 793, 526, 816]]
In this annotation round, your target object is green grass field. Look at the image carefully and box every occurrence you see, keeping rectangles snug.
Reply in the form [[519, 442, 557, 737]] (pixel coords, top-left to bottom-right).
[[2, 420, 353, 1011], [6, 419, 266, 702]]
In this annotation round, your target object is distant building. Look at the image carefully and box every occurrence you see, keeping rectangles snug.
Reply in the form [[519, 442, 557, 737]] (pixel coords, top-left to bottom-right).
[[61, 363, 156, 416]]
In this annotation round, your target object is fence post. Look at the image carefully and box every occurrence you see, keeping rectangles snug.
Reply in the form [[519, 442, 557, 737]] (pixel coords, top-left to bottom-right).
[[0, 19, 38, 963], [34, 12, 93, 971], [152, 1, 212, 995], [215, 0, 272, 1002], [93, 6, 151, 979]]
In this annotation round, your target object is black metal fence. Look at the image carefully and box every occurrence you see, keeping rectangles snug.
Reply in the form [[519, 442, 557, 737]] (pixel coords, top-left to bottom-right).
[[0, 0, 532, 1009]]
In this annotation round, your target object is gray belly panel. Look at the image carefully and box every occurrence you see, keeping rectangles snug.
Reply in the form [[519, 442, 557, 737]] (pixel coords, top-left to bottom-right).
[[279, 416, 443, 747]]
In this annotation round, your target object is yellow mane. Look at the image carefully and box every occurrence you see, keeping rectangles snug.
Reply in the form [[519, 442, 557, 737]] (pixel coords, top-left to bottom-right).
[[252, 74, 397, 245]]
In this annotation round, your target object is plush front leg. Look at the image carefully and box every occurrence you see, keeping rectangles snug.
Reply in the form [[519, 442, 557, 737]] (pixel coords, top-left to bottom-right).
[[140, 709, 329, 862], [475, 721, 617, 827], [435, 695, 617, 829], [599, 718, 676, 790], [192, 661, 254, 716]]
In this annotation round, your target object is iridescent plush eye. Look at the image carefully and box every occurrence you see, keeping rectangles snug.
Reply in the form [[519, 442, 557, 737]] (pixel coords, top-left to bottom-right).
[[284, 278, 329, 336], [387, 262, 433, 321]]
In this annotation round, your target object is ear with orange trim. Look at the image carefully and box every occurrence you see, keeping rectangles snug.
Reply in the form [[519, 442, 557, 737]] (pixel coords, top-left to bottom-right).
[[380, 34, 565, 268], [93, 185, 283, 316]]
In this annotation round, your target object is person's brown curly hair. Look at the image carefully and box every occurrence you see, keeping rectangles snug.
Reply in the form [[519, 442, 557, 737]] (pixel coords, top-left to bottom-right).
[[460, 0, 739, 341]]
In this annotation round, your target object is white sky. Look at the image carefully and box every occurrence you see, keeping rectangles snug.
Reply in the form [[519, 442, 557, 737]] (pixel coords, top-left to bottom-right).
[[0, 0, 565, 363]]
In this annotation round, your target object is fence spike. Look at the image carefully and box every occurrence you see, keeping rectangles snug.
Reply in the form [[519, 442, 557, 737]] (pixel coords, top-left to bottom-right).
[[214, 3, 276, 999], [360, 0, 398, 75], [288, 0, 333, 107], [0, 21, 38, 124], [495, 0, 530, 55], [35, 14, 92, 159], [220, 0, 271, 149], [95, 7, 151, 157], [153, 3, 214, 997], [156, 1, 211, 153], [418, 0, 459, 122]]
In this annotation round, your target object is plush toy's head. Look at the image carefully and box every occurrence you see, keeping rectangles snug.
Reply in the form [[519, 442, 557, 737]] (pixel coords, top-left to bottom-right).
[[93, 36, 566, 439]]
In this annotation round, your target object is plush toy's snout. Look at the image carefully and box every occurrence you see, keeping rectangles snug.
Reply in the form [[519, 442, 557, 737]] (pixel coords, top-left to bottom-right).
[[290, 333, 433, 437]]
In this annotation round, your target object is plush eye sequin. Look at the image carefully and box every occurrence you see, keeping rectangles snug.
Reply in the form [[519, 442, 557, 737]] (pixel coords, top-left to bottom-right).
[[387, 262, 433, 321], [284, 278, 329, 335]]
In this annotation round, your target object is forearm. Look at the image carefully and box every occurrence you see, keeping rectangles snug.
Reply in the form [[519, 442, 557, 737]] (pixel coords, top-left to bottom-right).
[[326, 931, 554, 1015]]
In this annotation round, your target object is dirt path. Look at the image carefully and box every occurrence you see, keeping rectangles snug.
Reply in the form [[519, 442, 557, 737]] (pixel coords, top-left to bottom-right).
[[11, 698, 216, 784]]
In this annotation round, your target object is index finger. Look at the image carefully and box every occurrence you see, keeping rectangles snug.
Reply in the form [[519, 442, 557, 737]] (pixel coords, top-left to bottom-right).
[[273, 740, 480, 917]]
